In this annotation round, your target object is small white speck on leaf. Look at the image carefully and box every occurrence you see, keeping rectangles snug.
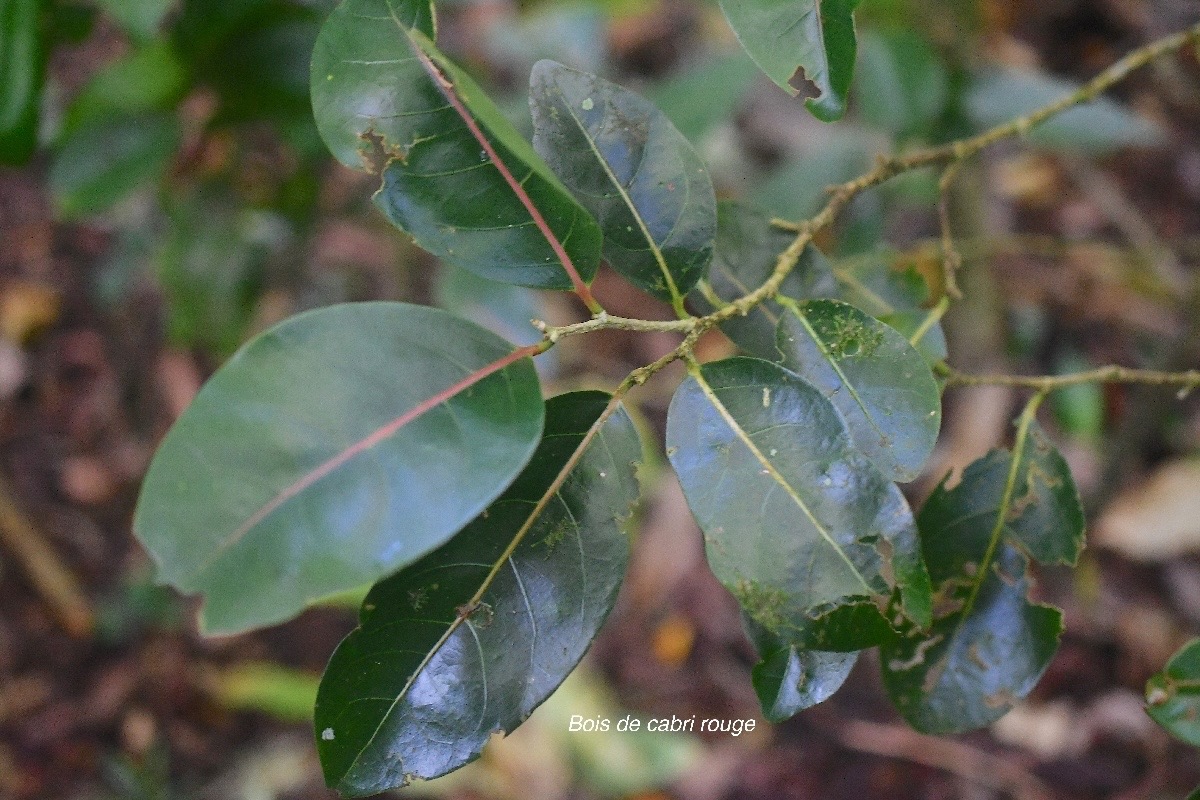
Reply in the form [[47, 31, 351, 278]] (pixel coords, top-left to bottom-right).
[[762, 388, 770, 408], [581, 97, 594, 111], [322, 728, 335, 741]]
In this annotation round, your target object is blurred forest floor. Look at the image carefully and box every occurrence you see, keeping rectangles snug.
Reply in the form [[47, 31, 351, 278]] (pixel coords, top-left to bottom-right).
[[4, 0, 1200, 798]]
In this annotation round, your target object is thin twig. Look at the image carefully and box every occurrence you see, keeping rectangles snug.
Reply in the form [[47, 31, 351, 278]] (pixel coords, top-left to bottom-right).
[[941, 364, 1200, 395], [0, 475, 93, 636], [836, 718, 1055, 800]]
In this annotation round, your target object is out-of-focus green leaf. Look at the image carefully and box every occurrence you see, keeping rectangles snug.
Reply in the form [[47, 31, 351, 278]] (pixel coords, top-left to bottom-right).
[[646, 51, 759, 142], [63, 41, 187, 134], [49, 112, 179, 218], [1147, 638, 1200, 746], [853, 28, 948, 139], [530, 60, 716, 305], [154, 193, 274, 355], [134, 302, 545, 635], [776, 299, 941, 482], [667, 357, 931, 652], [316, 392, 641, 796], [95, 0, 174, 40], [753, 131, 876, 221], [211, 663, 321, 723], [966, 66, 1164, 153], [311, 0, 602, 292], [718, 0, 862, 121], [1051, 351, 1104, 440], [881, 418, 1085, 733], [0, 0, 45, 165]]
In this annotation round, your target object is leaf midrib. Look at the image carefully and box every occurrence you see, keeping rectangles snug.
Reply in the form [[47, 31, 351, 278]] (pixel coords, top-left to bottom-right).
[[690, 365, 874, 595], [556, 85, 683, 304], [336, 395, 625, 786]]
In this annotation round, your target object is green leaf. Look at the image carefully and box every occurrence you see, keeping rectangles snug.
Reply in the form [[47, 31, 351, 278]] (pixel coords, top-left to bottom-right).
[[776, 299, 941, 482], [645, 51, 759, 142], [666, 357, 931, 652], [311, 0, 601, 292], [315, 391, 641, 796], [747, 619, 857, 722], [95, 0, 174, 40], [1146, 639, 1200, 746], [0, 0, 45, 165], [689, 201, 838, 360], [62, 40, 188, 134], [718, 0, 862, 121], [49, 112, 179, 218], [530, 60, 716, 306], [880, 416, 1085, 734], [966, 66, 1163, 154], [134, 302, 545, 635], [853, 28, 948, 140]]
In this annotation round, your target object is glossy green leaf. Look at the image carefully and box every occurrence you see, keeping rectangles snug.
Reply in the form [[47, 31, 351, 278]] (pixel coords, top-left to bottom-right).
[[311, 0, 601, 291], [777, 299, 941, 482], [881, 420, 1085, 734], [689, 201, 838, 360], [747, 619, 857, 722], [530, 60, 716, 304], [49, 112, 179, 218], [967, 66, 1163, 154], [718, 0, 861, 121], [315, 391, 641, 796], [134, 302, 545, 635], [1146, 639, 1200, 746], [0, 0, 44, 165], [666, 357, 931, 652], [434, 262, 552, 364]]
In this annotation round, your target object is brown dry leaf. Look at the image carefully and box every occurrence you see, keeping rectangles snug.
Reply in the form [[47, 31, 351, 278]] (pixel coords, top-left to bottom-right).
[[0, 281, 60, 344], [1096, 459, 1200, 560]]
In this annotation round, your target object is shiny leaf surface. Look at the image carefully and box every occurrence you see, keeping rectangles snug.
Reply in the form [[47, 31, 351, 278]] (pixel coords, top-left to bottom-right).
[[777, 299, 941, 482], [134, 302, 545, 634], [530, 60, 716, 304], [718, 0, 861, 121], [315, 391, 641, 796], [666, 357, 931, 652], [311, 0, 601, 291]]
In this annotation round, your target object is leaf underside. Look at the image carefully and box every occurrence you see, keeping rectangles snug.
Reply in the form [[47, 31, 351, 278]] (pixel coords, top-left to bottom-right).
[[311, 0, 601, 290], [666, 357, 931, 653], [881, 424, 1084, 734], [718, 0, 862, 121], [134, 302, 544, 634], [530, 59, 716, 303], [315, 391, 642, 796]]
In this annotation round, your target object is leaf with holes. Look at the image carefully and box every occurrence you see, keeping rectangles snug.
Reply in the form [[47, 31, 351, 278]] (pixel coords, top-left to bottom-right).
[[718, 0, 862, 121], [880, 419, 1085, 734], [666, 357, 930, 653], [1147, 639, 1200, 747], [311, 0, 601, 292], [315, 391, 641, 796], [134, 302, 545, 635], [777, 299, 940, 483], [530, 60, 716, 307]]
